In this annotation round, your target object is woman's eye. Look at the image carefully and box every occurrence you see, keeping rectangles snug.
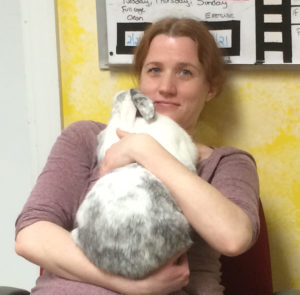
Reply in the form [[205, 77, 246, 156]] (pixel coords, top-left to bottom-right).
[[149, 67, 160, 74], [180, 69, 192, 77]]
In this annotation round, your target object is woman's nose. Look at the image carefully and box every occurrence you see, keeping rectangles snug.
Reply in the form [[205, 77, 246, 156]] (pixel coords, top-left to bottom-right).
[[158, 72, 177, 96]]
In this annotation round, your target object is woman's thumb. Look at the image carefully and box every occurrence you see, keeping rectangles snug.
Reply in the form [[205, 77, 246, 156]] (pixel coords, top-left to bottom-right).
[[116, 128, 129, 138]]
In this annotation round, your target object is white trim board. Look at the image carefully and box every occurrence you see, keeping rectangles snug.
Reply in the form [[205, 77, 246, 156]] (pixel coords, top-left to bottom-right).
[[21, 0, 62, 182], [0, 0, 61, 290]]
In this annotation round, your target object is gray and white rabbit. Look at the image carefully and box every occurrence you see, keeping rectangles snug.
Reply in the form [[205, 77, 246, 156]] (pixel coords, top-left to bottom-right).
[[72, 89, 198, 279]]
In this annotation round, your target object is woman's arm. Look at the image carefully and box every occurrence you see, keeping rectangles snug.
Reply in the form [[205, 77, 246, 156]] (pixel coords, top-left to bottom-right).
[[15, 220, 189, 295], [100, 130, 255, 256], [15, 122, 189, 294]]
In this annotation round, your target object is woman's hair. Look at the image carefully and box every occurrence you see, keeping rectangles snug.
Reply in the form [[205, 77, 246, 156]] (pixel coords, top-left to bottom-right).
[[133, 17, 225, 96]]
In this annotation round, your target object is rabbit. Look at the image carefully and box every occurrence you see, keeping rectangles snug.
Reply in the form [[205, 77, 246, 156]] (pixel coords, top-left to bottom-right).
[[72, 89, 199, 279]]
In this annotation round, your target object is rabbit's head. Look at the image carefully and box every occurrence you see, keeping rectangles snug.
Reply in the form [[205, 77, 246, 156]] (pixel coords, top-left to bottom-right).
[[97, 89, 156, 163]]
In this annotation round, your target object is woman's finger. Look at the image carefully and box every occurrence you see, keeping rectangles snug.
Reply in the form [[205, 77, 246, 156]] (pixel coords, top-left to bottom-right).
[[116, 128, 130, 138]]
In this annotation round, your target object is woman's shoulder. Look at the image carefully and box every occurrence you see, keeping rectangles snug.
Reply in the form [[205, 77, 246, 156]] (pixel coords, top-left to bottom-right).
[[60, 120, 106, 143], [211, 146, 256, 165], [198, 144, 256, 163], [197, 145, 257, 180], [64, 120, 106, 135], [53, 121, 107, 159]]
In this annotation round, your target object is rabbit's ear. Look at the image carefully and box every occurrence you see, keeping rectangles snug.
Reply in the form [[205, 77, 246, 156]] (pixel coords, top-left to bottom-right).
[[111, 89, 138, 128], [130, 89, 155, 122]]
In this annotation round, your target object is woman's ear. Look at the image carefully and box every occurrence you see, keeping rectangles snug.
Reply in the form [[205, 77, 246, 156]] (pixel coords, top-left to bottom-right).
[[205, 87, 217, 102]]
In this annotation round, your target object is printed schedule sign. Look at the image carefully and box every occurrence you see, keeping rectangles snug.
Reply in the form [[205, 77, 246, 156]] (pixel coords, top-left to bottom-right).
[[97, 0, 300, 67]]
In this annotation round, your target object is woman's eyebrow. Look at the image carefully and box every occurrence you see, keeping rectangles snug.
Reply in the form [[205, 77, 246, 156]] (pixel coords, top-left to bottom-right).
[[144, 61, 162, 67], [177, 62, 202, 72]]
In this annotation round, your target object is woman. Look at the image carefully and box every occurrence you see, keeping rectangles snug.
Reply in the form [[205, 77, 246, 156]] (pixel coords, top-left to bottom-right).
[[15, 17, 260, 295]]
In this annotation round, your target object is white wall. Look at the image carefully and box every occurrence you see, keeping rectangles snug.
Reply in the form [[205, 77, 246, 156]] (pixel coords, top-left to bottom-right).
[[0, 0, 61, 291]]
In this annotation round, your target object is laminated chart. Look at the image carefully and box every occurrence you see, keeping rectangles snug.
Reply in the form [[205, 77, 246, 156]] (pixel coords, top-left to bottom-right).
[[97, 0, 300, 66]]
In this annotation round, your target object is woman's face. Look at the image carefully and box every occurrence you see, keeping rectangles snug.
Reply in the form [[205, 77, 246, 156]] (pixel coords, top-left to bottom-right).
[[139, 34, 214, 134]]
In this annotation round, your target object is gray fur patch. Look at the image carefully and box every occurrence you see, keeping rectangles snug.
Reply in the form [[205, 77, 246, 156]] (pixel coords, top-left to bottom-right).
[[73, 165, 192, 279]]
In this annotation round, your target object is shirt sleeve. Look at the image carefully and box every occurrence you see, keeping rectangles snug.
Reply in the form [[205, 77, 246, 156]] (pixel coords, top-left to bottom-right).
[[210, 149, 260, 245], [15, 121, 105, 235]]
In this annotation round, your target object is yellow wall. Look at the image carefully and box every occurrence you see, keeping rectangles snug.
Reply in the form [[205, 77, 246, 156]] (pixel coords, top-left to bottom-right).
[[56, 0, 300, 292]]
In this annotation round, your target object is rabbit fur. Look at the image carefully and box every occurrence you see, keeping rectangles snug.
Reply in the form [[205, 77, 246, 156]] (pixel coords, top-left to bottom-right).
[[72, 89, 199, 279]]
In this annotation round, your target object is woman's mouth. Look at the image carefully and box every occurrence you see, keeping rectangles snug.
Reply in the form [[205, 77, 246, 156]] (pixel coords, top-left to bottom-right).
[[154, 101, 180, 107], [153, 101, 180, 115]]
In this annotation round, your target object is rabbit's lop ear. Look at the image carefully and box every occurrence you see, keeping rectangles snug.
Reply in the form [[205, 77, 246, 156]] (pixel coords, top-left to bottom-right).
[[130, 89, 155, 122]]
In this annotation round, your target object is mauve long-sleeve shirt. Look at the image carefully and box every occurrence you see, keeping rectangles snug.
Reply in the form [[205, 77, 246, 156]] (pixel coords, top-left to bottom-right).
[[15, 120, 260, 295]]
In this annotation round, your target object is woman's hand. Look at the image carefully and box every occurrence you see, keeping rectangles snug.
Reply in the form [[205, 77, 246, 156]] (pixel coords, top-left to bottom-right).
[[99, 129, 135, 177], [126, 252, 190, 295], [99, 129, 158, 177]]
